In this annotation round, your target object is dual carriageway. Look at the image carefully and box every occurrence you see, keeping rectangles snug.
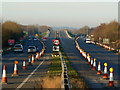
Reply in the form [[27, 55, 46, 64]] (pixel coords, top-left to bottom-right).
[[1, 30, 119, 89]]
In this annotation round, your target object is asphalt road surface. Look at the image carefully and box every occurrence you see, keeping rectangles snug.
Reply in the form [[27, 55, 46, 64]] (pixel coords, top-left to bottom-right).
[[59, 30, 119, 89], [1, 31, 56, 89]]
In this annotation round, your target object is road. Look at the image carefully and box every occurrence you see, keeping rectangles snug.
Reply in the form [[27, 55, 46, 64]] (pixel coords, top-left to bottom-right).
[[77, 37, 119, 80], [59, 30, 119, 89], [1, 30, 119, 89], [1, 31, 55, 89]]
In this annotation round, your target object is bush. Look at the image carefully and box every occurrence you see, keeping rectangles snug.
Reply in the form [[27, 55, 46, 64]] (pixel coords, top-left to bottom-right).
[[2, 21, 23, 47]]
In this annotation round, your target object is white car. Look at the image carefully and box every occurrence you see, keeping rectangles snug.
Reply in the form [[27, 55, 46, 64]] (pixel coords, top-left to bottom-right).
[[28, 46, 38, 53], [85, 38, 91, 44], [13, 44, 23, 53], [33, 38, 37, 40]]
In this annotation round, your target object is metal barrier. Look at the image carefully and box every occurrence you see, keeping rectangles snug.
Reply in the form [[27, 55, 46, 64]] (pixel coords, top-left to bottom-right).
[[59, 51, 71, 89]]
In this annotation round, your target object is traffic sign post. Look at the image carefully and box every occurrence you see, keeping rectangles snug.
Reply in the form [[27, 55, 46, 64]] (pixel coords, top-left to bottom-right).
[[52, 39, 60, 45], [52, 45, 59, 52], [42, 37, 47, 41]]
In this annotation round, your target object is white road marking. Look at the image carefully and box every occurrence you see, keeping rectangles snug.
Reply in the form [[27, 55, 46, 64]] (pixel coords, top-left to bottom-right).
[[15, 60, 44, 90], [65, 30, 72, 39]]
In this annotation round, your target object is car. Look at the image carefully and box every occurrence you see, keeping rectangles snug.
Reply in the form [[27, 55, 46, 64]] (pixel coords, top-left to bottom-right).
[[13, 44, 23, 53], [85, 38, 91, 44], [33, 38, 37, 40], [28, 46, 38, 53]]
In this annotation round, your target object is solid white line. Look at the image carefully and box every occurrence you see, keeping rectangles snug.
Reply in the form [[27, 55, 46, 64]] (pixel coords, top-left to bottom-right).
[[15, 60, 44, 90], [65, 30, 72, 39]]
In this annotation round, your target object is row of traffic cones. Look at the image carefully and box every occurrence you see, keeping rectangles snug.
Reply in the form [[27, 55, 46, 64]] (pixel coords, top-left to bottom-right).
[[75, 39, 114, 87], [1, 49, 45, 84]]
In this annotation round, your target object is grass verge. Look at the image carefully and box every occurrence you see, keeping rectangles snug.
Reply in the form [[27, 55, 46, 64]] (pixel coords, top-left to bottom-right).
[[48, 56, 62, 76]]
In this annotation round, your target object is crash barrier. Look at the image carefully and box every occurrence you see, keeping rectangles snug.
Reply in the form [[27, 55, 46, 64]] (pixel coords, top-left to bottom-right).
[[1, 41, 46, 84], [75, 38, 115, 87], [59, 51, 71, 89]]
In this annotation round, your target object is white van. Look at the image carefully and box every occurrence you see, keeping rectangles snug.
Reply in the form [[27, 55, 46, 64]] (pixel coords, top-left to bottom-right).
[[85, 38, 91, 44]]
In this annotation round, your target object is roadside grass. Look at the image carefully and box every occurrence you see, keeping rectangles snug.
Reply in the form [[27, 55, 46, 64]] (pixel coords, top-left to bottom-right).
[[48, 56, 62, 76]]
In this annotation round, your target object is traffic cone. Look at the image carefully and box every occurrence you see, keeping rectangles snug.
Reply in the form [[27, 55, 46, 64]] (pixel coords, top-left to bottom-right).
[[87, 54, 91, 64], [22, 60, 26, 70], [108, 67, 114, 87], [28, 57, 32, 66], [42, 50, 44, 55], [90, 58, 93, 67], [2, 65, 7, 84], [36, 52, 39, 60], [92, 58, 97, 70], [79, 49, 82, 54], [39, 52, 42, 58], [97, 62, 102, 75], [102, 63, 108, 79], [11, 63, 19, 76], [31, 55, 35, 63]]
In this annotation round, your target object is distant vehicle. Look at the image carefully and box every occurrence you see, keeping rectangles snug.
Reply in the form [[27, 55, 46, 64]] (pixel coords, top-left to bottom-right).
[[28, 46, 38, 53], [13, 44, 23, 53], [28, 38, 32, 40], [85, 38, 91, 44], [33, 38, 37, 40]]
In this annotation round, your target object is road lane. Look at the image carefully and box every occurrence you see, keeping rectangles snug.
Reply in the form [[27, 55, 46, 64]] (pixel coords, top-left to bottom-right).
[[59, 30, 119, 89], [1, 31, 55, 89], [77, 38, 119, 81]]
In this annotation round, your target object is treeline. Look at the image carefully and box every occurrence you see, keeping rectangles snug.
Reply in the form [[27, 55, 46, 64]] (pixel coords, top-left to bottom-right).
[[21, 25, 52, 35], [90, 21, 119, 42], [90, 21, 120, 48], [69, 26, 94, 35], [2, 21, 52, 47], [2, 21, 24, 47]]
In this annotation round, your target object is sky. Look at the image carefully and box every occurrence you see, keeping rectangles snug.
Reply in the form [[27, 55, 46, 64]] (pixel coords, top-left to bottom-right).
[[1, 1, 118, 28]]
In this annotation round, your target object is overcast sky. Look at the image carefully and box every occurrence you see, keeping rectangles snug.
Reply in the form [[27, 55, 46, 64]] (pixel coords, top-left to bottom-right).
[[2, 1, 118, 28]]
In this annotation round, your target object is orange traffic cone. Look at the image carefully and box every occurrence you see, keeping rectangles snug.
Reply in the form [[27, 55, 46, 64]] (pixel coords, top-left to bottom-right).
[[79, 49, 82, 54], [31, 55, 35, 63], [39, 52, 41, 58], [2, 65, 7, 84], [102, 63, 108, 79], [92, 58, 96, 70], [36, 52, 39, 60], [87, 54, 91, 64], [97, 62, 102, 75], [22, 60, 26, 70], [108, 67, 114, 87], [28, 57, 32, 66], [42, 50, 44, 55], [90, 58, 93, 67], [11, 63, 19, 76]]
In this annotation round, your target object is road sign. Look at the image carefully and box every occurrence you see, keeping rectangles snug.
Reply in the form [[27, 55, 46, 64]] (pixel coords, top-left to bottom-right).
[[42, 37, 47, 41], [8, 39, 15, 45], [52, 46, 59, 51], [103, 38, 110, 44], [53, 39, 60, 45]]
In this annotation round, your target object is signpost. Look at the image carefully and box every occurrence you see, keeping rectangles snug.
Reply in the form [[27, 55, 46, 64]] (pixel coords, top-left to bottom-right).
[[52, 45, 59, 51], [103, 38, 110, 44], [8, 39, 15, 46], [42, 37, 47, 41], [52, 39, 60, 45]]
